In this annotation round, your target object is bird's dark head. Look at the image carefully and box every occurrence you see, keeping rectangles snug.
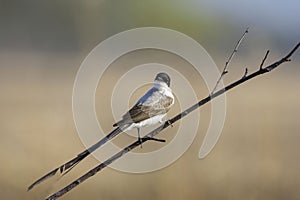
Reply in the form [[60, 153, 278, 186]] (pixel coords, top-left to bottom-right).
[[155, 72, 171, 87]]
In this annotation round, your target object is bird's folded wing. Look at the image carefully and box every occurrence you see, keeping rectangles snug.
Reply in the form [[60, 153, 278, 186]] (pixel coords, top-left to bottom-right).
[[120, 93, 173, 125]]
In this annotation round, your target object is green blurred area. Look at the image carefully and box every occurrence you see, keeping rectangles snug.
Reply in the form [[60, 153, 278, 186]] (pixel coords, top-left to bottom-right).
[[1, 1, 300, 200], [0, 0, 258, 54]]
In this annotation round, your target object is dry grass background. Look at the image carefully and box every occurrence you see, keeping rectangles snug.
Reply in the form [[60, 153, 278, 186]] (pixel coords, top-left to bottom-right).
[[0, 48, 300, 200]]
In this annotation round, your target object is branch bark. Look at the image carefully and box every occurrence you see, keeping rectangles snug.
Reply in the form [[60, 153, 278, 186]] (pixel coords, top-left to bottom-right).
[[45, 42, 300, 200]]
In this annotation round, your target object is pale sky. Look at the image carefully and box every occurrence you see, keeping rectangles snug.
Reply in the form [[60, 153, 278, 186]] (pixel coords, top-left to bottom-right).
[[186, 0, 300, 38]]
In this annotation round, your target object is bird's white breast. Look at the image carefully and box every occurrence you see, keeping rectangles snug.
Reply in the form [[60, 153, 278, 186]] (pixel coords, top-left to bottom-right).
[[121, 113, 166, 132]]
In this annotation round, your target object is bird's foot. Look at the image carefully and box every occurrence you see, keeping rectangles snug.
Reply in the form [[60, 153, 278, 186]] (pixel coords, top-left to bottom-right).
[[166, 120, 173, 127], [138, 137, 143, 148]]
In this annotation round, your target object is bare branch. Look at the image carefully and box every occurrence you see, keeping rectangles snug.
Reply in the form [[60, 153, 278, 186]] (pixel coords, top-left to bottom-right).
[[45, 42, 300, 200], [211, 27, 249, 94]]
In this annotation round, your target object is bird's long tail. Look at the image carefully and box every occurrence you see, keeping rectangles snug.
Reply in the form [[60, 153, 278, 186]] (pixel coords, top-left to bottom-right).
[[27, 127, 122, 191]]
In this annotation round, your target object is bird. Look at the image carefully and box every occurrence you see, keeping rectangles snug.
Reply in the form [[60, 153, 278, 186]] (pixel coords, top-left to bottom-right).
[[113, 72, 174, 145]]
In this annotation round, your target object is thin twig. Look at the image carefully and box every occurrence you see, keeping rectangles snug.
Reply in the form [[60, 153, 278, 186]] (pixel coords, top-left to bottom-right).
[[242, 68, 248, 78], [211, 27, 249, 94], [46, 42, 300, 200], [260, 50, 270, 69]]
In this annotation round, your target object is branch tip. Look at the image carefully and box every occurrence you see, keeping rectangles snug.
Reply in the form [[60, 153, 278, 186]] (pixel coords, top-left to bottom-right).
[[211, 28, 249, 94], [243, 68, 248, 78]]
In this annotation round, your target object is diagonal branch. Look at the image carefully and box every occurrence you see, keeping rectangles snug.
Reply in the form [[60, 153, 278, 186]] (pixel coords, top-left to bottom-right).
[[45, 42, 300, 200], [27, 28, 249, 191], [27, 27, 248, 192]]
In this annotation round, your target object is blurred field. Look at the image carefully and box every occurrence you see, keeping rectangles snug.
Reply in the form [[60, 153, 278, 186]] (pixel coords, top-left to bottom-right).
[[1, 48, 300, 200]]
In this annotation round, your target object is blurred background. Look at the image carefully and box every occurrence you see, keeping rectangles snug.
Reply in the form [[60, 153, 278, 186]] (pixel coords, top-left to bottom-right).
[[1, 0, 300, 199]]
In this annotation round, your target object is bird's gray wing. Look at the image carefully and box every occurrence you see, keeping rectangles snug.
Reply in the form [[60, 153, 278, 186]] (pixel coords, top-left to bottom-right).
[[114, 90, 173, 126]]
